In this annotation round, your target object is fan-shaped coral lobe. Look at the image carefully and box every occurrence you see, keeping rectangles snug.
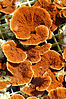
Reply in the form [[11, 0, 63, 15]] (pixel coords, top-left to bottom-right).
[[10, 6, 52, 40], [2, 40, 27, 63], [7, 60, 33, 85]]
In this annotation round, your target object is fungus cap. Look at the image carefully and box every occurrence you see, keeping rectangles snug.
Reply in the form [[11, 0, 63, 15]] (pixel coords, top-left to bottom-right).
[[63, 45, 66, 61], [31, 72, 51, 91], [19, 25, 49, 45], [45, 69, 63, 92], [0, 0, 19, 14], [10, 94, 25, 99], [27, 97, 37, 99], [0, 81, 11, 92], [48, 87, 66, 99], [34, 0, 62, 32], [10, 6, 52, 40], [42, 50, 64, 70], [26, 43, 51, 63], [54, 0, 66, 9], [2, 40, 27, 63], [7, 60, 33, 85], [22, 85, 44, 97]]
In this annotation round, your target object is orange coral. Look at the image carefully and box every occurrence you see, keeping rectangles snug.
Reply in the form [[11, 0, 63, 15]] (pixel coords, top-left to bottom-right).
[[7, 60, 33, 85], [0, 0, 19, 14], [10, 6, 52, 41], [2, 40, 27, 63], [34, 0, 62, 32], [10, 94, 25, 99], [63, 45, 66, 61], [22, 84, 44, 97], [26, 43, 51, 63]]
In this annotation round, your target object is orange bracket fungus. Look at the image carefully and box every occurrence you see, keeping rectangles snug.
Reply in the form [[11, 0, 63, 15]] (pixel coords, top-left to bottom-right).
[[2, 40, 27, 63], [27, 97, 37, 99], [45, 69, 63, 92], [32, 50, 63, 77], [26, 43, 51, 63], [19, 25, 49, 45], [0, 81, 11, 92], [7, 60, 33, 85], [34, 0, 63, 32], [31, 72, 51, 91], [54, 0, 66, 18], [54, 0, 66, 9], [63, 45, 66, 61], [10, 6, 52, 41], [42, 50, 64, 70], [43, 87, 66, 99], [22, 84, 44, 97], [10, 94, 25, 99], [0, 0, 19, 14]]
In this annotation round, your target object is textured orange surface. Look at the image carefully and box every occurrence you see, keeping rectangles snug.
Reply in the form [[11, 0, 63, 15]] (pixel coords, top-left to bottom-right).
[[28, 97, 37, 99], [45, 69, 63, 91], [54, 0, 66, 9], [10, 6, 52, 40], [34, 0, 62, 32], [57, 74, 64, 83], [22, 85, 44, 97], [42, 50, 64, 70], [0, 81, 11, 90], [19, 25, 49, 45], [10, 94, 24, 99], [31, 74, 51, 91], [2, 40, 27, 63], [7, 60, 33, 85], [63, 45, 66, 60], [0, 0, 18, 14], [26, 43, 51, 63]]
